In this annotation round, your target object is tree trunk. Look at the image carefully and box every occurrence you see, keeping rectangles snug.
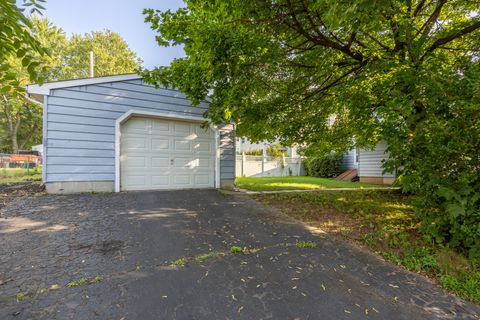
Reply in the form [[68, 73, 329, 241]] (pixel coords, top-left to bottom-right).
[[11, 132, 18, 154], [8, 113, 21, 154], [19, 122, 38, 150]]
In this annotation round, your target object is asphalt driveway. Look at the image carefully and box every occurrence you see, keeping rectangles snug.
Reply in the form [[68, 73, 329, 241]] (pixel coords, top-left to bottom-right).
[[0, 190, 479, 319]]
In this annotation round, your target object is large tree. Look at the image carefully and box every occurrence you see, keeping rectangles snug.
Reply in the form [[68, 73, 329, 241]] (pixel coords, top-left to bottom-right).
[[0, 18, 143, 152], [64, 30, 143, 79], [143, 1, 480, 257]]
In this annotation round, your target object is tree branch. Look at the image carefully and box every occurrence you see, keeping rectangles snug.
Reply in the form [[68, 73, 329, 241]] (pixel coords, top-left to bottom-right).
[[413, 0, 428, 17], [363, 32, 392, 51], [283, 0, 364, 62], [416, 0, 447, 38], [423, 20, 480, 58], [301, 63, 365, 101]]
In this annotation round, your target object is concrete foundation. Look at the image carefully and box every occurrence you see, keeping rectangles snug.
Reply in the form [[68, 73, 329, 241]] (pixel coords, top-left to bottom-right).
[[46, 180, 233, 194], [359, 177, 395, 185], [220, 179, 235, 190], [46, 181, 114, 194]]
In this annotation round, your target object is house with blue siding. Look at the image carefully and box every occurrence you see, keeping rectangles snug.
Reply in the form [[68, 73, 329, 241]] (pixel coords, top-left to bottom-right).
[[27, 74, 235, 193]]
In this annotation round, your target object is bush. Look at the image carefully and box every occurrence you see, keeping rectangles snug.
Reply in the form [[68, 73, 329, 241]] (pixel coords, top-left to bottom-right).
[[243, 149, 262, 156], [267, 144, 284, 157], [304, 153, 343, 178], [382, 72, 480, 259]]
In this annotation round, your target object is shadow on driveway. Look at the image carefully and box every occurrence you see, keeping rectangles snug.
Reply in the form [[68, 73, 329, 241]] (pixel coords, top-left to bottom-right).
[[0, 190, 478, 319]]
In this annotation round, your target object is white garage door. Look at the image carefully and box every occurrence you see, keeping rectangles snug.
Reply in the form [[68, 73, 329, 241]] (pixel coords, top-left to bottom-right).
[[120, 116, 215, 190]]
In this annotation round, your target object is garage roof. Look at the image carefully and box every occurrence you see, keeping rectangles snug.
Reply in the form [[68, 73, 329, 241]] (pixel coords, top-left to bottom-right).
[[26, 73, 142, 96]]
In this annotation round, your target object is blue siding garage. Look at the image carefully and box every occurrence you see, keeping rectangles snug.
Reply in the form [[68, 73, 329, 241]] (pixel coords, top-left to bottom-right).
[[27, 74, 235, 193]]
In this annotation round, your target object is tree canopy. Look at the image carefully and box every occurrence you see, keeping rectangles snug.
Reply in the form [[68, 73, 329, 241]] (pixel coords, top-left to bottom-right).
[[64, 30, 142, 79], [0, 0, 46, 92], [0, 16, 143, 152], [144, 0, 480, 258]]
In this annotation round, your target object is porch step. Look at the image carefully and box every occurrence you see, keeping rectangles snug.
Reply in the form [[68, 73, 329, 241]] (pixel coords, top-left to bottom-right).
[[336, 169, 358, 181]]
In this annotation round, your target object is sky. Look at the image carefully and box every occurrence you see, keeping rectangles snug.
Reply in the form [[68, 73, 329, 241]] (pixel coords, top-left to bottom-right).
[[41, 0, 185, 69]]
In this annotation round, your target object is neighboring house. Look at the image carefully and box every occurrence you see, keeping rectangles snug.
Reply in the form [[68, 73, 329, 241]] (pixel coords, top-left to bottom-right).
[[31, 144, 43, 156], [26, 74, 235, 194], [236, 137, 300, 158], [342, 140, 396, 185]]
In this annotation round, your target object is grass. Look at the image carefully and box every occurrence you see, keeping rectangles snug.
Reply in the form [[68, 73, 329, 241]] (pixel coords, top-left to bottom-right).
[[230, 246, 243, 254], [195, 252, 220, 263], [296, 241, 317, 248], [235, 176, 380, 191], [66, 277, 89, 288], [16, 292, 28, 301], [171, 257, 188, 267], [66, 275, 103, 288], [0, 167, 42, 183], [256, 190, 480, 304]]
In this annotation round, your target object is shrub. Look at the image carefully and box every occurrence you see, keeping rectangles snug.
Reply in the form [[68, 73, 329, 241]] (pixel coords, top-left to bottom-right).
[[384, 100, 480, 259], [243, 149, 262, 156], [267, 144, 284, 157], [304, 152, 343, 178]]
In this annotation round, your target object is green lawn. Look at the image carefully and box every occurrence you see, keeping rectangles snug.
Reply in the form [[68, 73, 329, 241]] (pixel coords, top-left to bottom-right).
[[0, 167, 42, 184], [235, 176, 380, 191], [256, 190, 480, 304]]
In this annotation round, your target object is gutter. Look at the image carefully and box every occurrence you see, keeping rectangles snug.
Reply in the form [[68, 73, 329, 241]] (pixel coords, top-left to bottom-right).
[[25, 93, 43, 105]]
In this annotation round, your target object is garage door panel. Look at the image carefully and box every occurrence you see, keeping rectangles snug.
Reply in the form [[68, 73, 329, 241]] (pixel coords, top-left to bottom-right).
[[123, 118, 149, 133], [151, 175, 170, 186], [123, 137, 147, 150], [121, 116, 215, 190], [197, 158, 212, 168], [151, 119, 170, 132], [151, 157, 170, 168], [174, 122, 191, 133], [151, 138, 170, 150], [194, 175, 211, 185], [174, 158, 195, 168], [194, 126, 213, 138], [123, 175, 146, 187], [193, 141, 212, 152], [174, 140, 191, 151], [124, 156, 146, 167], [173, 175, 191, 185]]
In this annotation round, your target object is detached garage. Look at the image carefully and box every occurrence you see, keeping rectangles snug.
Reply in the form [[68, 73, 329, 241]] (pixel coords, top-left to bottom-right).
[[27, 74, 235, 193]]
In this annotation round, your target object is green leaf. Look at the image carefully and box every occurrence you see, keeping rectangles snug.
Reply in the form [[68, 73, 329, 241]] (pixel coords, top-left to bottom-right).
[[446, 204, 465, 218], [436, 187, 457, 201], [22, 56, 31, 67], [16, 48, 26, 58]]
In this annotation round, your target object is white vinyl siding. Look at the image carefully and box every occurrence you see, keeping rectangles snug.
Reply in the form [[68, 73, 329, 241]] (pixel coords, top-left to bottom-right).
[[358, 141, 395, 178]]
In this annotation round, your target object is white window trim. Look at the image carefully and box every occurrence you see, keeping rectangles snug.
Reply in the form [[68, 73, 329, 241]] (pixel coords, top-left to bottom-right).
[[42, 96, 48, 183], [354, 147, 359, 166], [114, 110, 219, 192], [27, 74, 141, 95]]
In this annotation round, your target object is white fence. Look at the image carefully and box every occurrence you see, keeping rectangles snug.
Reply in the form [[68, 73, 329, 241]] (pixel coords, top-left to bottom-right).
[[236, 155, 305, 177]]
